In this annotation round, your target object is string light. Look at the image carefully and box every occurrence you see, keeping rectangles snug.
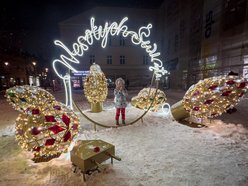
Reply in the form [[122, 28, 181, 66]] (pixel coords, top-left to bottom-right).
[[183, 75, 248, 119], [84, 64, 108, 104], [5, 85, 55, 113], [6, 86, 80, 163], [131, 88, 166, 111], [52, 17, 169, 108]]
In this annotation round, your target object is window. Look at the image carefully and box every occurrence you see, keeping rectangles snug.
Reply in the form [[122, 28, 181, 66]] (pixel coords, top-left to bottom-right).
[[174, 34, 178, 52], [107, 55, 112, 64], [120, 56, 125, 64], [89, 55, 95, 64], [120, 36, 125, 46], [143, 55, 149, 65], [108, 37, 112, 46], [223, 0, 246, 31]]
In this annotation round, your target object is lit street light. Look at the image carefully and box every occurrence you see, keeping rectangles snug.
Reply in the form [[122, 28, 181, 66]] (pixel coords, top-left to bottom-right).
[[4, 62, 9, 66], [31, 61, 38, 86]]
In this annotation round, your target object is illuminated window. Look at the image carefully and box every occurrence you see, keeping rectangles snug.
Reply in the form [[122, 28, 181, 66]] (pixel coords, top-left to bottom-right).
[[174, 34, 178, 52], [243, 55, 248, 79], [120, 56, 125, 64], [107, 55, 112, 64], [89, 55, 95, 64]]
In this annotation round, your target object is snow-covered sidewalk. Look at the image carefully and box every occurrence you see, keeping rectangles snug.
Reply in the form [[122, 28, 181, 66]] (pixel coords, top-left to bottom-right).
[[0, 89, 247, 186]]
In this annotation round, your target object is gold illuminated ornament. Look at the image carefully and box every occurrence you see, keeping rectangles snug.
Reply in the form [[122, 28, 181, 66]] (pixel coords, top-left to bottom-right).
[[6, 85, 55, 113], [15, 101, 79, 163], [131, 88, 166, 111], [182, 75, 247, 119], [5, 86, 80, 162], [83, 64, 108, 112]]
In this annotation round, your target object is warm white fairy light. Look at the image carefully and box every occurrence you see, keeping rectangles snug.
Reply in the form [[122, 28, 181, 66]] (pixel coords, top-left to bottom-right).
[[84, 64, 108, 104], [15, 101, 80, 163], [6, 86, 80, 163], [183, 75, 248, 118], [53, 17, 169, 108], [131, 88, 167, 112], [6, 85, 56, 112]]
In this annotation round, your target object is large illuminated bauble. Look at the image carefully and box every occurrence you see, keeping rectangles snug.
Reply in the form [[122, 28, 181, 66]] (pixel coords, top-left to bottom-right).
[[83, 64, 108, 104], [6, 85, 55, 113], [131, 88, 166, 111], [183, 75, 247, 118], [15, 101, 80, 163]]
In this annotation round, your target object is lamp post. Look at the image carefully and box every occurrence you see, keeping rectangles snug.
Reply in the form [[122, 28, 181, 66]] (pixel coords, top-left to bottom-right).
[[43, 68, 49, 89], [32, 62, 37, 86], [4, 62, 9, 88]]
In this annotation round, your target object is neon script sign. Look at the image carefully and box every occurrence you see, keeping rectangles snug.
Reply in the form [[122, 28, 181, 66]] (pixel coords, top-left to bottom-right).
[[53, 17, 169, 108]]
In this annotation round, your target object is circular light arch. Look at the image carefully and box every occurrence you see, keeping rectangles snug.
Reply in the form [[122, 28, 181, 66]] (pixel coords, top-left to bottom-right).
[[53, 17, 169, 127]]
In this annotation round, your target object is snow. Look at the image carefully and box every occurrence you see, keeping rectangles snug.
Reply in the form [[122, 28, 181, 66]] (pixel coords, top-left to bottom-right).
[[0, 89, 248, 186]]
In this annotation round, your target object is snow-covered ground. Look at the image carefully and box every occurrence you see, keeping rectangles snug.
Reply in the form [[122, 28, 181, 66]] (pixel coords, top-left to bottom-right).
[[0, 88, 247, 186]]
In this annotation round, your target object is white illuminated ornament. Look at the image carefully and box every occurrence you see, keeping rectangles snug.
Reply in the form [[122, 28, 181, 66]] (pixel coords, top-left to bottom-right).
[[53, 17, 169, 108]]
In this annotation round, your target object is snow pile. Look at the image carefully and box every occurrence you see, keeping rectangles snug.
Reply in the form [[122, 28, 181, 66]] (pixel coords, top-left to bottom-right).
[[0, 124, 15, 137], [205, 119, 248, 142]]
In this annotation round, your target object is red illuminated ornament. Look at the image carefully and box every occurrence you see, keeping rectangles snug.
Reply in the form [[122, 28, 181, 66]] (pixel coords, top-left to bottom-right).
[[53, 105, 61, 110], [193, 106, 200, 111], [45, 116, 57, 122], [204, 99, 214, 105], [63, 131, 71, 142], [32, 109, 40, 115], [209, 85, 218, 90], [48, 124, 65, 134], [31, 127, 41, 135], [33, 146, 41, 152], [62, 114, 70, 127], [221, 91, 232, 96], [193, 90, 200, 96], [45, 138, 56, 146], [238, 82, 246, 88], [226, 80, 235, 85], [238, 92, 244, 97], [72, 124, 78, 130]]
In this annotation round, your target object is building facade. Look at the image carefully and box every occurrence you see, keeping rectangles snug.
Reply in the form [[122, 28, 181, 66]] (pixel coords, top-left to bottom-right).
[[158, 0, 248, 89], [58, 7, 160, 88], [0, 51, 50, 90], [58, 0, 248, 90]]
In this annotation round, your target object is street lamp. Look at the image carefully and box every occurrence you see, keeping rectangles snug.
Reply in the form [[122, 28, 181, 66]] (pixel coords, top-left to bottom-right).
[[3, 62, 9, 88], [32, 62, 37, 86]]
